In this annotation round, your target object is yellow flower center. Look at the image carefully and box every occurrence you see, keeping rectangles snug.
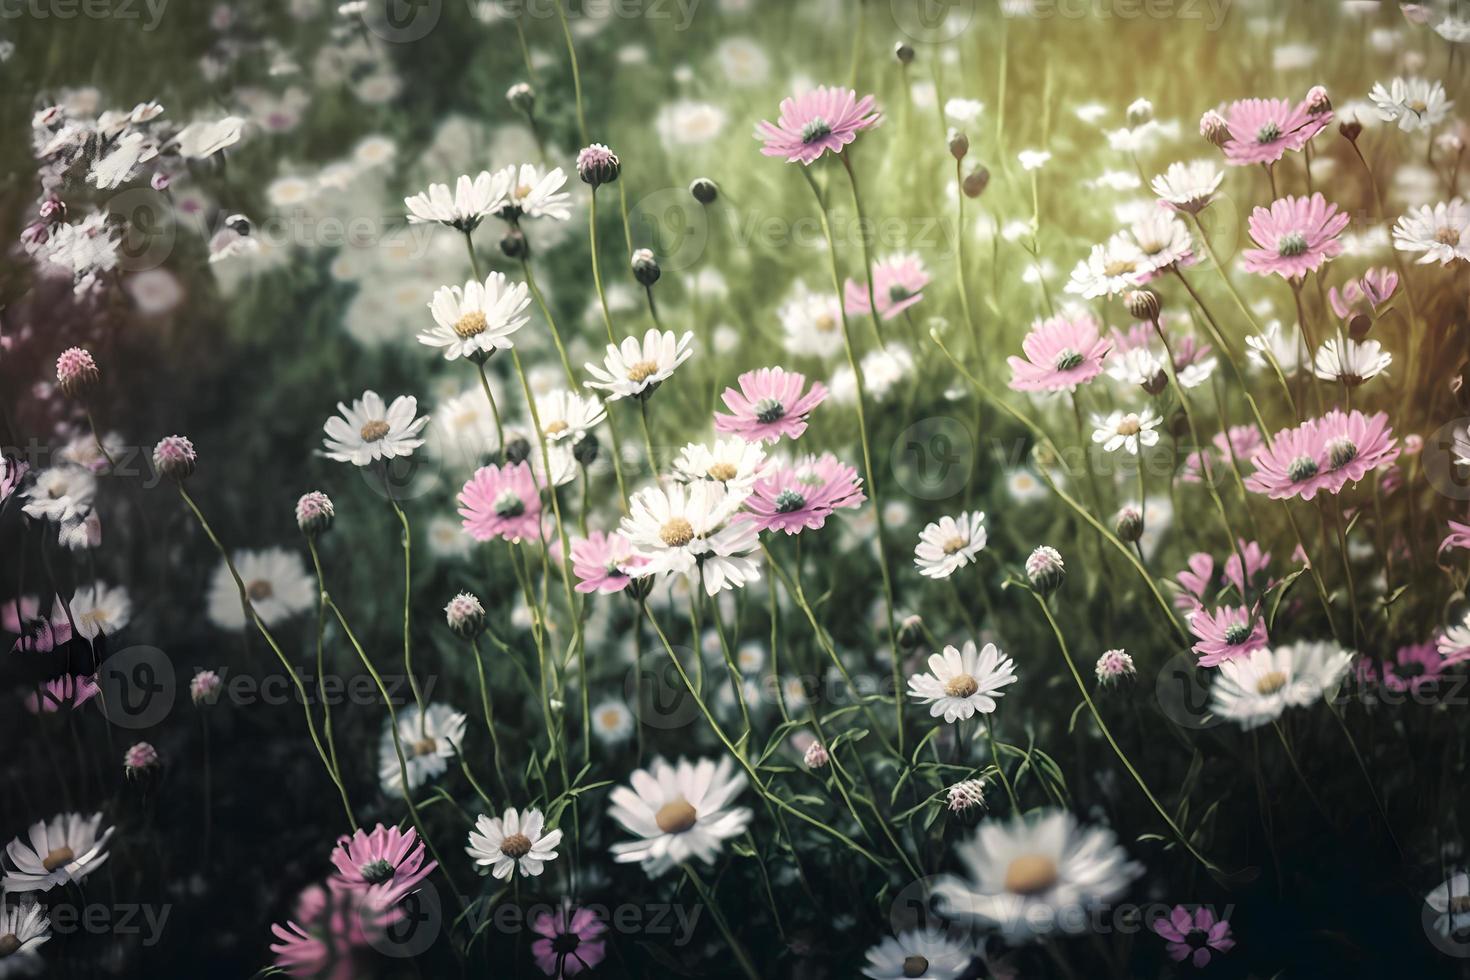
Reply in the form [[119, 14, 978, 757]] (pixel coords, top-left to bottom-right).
[[453, 311, 488, 339], [902, 956, 930, 978], [707, 462, 738, 482], [655, 798, 698, 834], [944, 673, 979, 698], [1004, 854, 1059, 895], [942, 535, 970, 555], [1104, 259, 1136, 277], [815, 313, 837, 333], [0, 934, 19, 957], [247, 579, 274, 602], [1116, 416, 1141, 436], [360, 419, 391, 442], [42, 846, 75, 872], [544, 420, 569, 435], [1437, 225, 1462, 246], [660, 517, 695, 548], [1255, 670, 1288, 695], [626, 359, 660, 383], [412, 737, 439, 757]]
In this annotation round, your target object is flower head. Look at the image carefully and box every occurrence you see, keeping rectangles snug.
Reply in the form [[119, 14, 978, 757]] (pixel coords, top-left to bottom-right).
[[467, 807, 562, 880], [1210, 640, 1353, 728], [620, 480, 760, 595], [1219, 97, 1322, 165], [331, 824, 437, 907], [1241, 193, 1349, 280], [1151, 160, 1224, 214], [1189, 605, 1268, 667], [575, 143, 620, 187], [843, 253, 929, 321], [123, 741, 159, 775], [531, 902, 608, 978], [907, 640, 1019, 723], [607, 756, 751, 877], [862, 930, 974, 979], [743, 453, 864, 535], [1026, 546, 1065, 595], [755, 85, 880, 164], [1152, 905, 1236, 968], [1313, 337, 1391, 386], [2, 812, 113, 892], [404, 171, 506, 231], [1091, 408, 1161, 455], [1369, 77, 1452, 132], [493, 164, 572, 222], [1007, 313, 1112, 392], [914, 511, 987, 579], [322, 391, 429, 467], [295, 491, 334, 536], [55, 347, 99, 398], [1095, 649, 1136, 684], [1393, 199, 1470, 265], [421, 273, 531, 361], [0, 898, 50, 973], [947, 778, 987, 813], [1245, 410, 1399, 500], [459, 462, 542, 543], [584, 328, 695, 401], [444, 592, 486, 637], [379, 702, 466, 794], [571, 530, 646, 595], [714, 367, 828, 443], [151, 435, 196, 481], [208, 548, 313, 631]]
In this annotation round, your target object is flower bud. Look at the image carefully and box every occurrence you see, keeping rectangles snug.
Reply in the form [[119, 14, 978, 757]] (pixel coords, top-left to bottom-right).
[[689, 177, 718, 204], [1124, 288, 1161, 323], [961, 166, 990, 198], [1126, 98, 1154, 127], [946, 778, 986, 813], [124, 741, 160, 776], [191, 669, 223, 706], [1094, 649, 1136, 685], [296, 491, 335, 536], [948, 128, 969, 161], [499, 228, 529, 260], [631, 248, 661, 286], [803, 741, 829, 769], [572, 433, 600, 466], [504, 436, 532, 465], [897, 614, 925, 651], [445, 592, 486, 638], [1114, 505, 1144, 543], [1199, 109, 1229, 148], [1025, 546, 1065, 596], [506, 82, 535, 113], [1304, 85, 1331, 116], [38, 195, 66, 223], [151, 435, 197, 481], [1339, 116, 1363, 143], [56, 347, 100, 398], [576, 143, 621, 188], [894, 41, 915, 65]]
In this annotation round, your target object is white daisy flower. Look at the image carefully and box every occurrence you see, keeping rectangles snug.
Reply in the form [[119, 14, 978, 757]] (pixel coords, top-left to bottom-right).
[[1392, 199, 1470, 265], [944, 97, 985, 123], [494, 164, 573, 222], [1017, 149, 1051, 170], [672, 437, 767, 494], [933, 809, 1143, 943], [21, 467, 96, 524], [1151, 160, 1224, 214], [66, 581, 131, 640], [535, 389, 606, 444], [465, 806, 562, 880], [88, 131, 157, 189], [420, 272, 531, 361], [1128, 210, 1194, 274], [322, 390, 429, 466], [1106, 346, 1168, 390], [1005, 468, 1049, 503], [207, 547, 315, 631], [1209, 640, 1354, 730], [2, 812, 114, 892], [1369, 77, 1452, 132], [404, 171, 507, 230], [620, 480, 760, 595], [607, 756, 752, 877], [1091, 408, 1161, 455], [1245, 320, 1304, 375], [779, 281, 845, 360], [914, 511, 987, 580], [0, 897, 49, 972], [1439, 609, 1470, 659], [1313, 337, 1391, 386], [590, 699, 635, 744], [584, 328, 695, 401], [907, 640, 1018, 723], [1066, 234, 1146, 299], [862, 929, 973, 980], [830, 345, 915, 404], [1426, 872, 1470, 939], [173, 115, 245, 158], [379, 702, 467, 795], [1175, 355, 1218, 389], [654, 99, 728, 145]]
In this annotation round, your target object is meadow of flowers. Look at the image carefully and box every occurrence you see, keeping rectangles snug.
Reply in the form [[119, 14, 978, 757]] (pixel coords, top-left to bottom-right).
[[5, 0, 1470, 976]]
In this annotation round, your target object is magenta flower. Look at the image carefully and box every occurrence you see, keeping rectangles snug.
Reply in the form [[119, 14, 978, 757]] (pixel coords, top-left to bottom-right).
[[743, 453, 865, 535], [1329, 267, 1399, 319], [1183, 425, 1265, 484], [1223, 540, 1272, 596], [714, 367, 828, 444], [2, 595, 72, 654], [755, 85, 880, 165], [1174, 553, 1215, 612], [1007, 313, 1112, 392], [570, 530, 646, 595], [1246, 411, 1397, 501], [1359, 642, 1444, 696], [330, 824, 438, 907], [25, 674, 99, 714], [1189, 605, 1268, 667], [531, 901, 608, 978], [1152, 905, 1236, 968], [1220, 97, 1322, 165], [458, 462, 542, 543], [270, 880, 399, 980], [1241, 193, 1349, 280], [843, 253, 929, 321]]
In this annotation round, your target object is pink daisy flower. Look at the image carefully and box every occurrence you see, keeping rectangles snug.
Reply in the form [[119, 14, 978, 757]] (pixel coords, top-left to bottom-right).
[[1174, 553, 1216, 612], [1220, 97, 1320, 166], [1182, 425, 1265, 484], [1189, 605, 1268, 667], [1007, 313, 1112, 392], [570, 530, 647, 595], [2, 595, 72, 654], [713, 367, 829, 444], [458, 462, 542, 543], [270, 881, 399, 980], [755, 85, 880, 165], [330, 824, 438, 907], [743, 453, 865, 535], [1328, 267, 1399, 320], [530, 901, 608, 978], [1359, 642, 1444, 697], [843, 253, 929, 321], [1309, 409, 1400, 492], [1152, 905, 1236, 968], [25, 674, 99, 714], [1240, 193, 1350, 280], [1223, 540, 1272, 596]]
